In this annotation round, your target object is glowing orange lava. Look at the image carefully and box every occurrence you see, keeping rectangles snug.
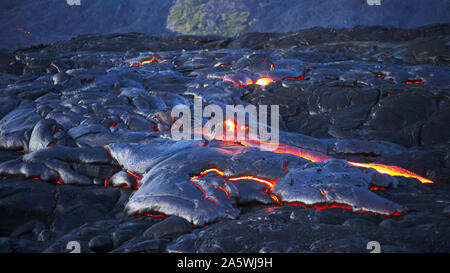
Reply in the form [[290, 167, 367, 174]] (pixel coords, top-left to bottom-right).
[[254, 77, 273, 86], [198, 168, 225, 177], [311, 203, 353, 210], [132, 57, 164, 67], [227, 176, 275, 188], [283, 75, 304, 81], [369, 186, 387, 191], [146, 214, 167, 218], [191, 180, 224, 206], [348, 162, 433, 184], [136, 214, 167, 219], [224, 119, 237, 132], [190, 166, 410, 216], [207, 197, 221, 206], [202, 130, 433, 184], [191, 181, 206, 199], [269, 194, 282, 205], [218, 186, 231, 199], [283, 161, 288, 172], [402, 80, 424, 85], [125, 169, 142, 180], [240, 140, 433, 184], [190, 168, 276, 189]]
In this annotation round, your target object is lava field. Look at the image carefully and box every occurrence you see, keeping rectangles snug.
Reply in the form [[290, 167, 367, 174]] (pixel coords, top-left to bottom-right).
[[0, 25, 449, 253]]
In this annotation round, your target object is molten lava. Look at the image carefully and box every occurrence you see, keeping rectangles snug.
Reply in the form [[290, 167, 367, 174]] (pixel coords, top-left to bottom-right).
[[210, 70, 305, 88], [132, 57, 164, 67], [369, 185, 387, 191], [136, 214, 167, 219], [240, 140, 433, 184], [218, 186, 231, 199], [224, 119, 237, 132], [227, 175, 275, 188], [125, 169, 142, 180], [190, 168, 276, 190], [255, 78, 273, 86], [205, 121, 433, 184], [269, 194, 282, 205], [219, 76, 254, 88], [348, 162, 433, 183], [402, 79, 424, 85], [189, 166, 407, 216], [191, 181, 206, 199], [191, 180, 224, 207], [146, 214, 167, 218], [196, 168, 224, 177]]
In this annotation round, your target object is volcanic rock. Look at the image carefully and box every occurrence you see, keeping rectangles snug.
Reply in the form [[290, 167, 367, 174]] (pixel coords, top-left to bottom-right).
[[143, 216, 193, 239], [0, 24, 448, 253]]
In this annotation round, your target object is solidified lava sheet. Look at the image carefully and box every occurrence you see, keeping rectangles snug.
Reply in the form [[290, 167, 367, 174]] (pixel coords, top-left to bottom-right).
[[0, 25, 449, 253]]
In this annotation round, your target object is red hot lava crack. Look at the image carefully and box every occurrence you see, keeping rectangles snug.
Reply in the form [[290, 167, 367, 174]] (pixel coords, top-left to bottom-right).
[[188, 167, 407, 217]]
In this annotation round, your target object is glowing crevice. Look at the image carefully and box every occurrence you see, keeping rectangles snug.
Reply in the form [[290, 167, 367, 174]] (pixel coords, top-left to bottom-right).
[[402, 79, 424, 85], [125, 169, 142, 180], [190, 168, 277, 189], [131, 57, 165, 67]]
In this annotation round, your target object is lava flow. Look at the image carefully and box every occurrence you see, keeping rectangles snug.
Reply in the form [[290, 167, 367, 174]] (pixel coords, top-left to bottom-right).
[[190, 167, 280, 205], [189, 167, 407, 216], [210, 119, 434, 184], [402, 79, 424, 85], [254, 77, 273, 86], [347, 162, 433, 183], [191, 168, 276, 190], [190, 167, 277, 202], [234, 139, 433, 184], [210, 71, 304, 88], [215, 119, 433, 184], [132, 56, 164, 67]]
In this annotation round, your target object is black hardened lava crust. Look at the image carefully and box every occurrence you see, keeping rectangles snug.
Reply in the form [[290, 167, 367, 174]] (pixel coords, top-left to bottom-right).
[[0, 25, 449, 253]]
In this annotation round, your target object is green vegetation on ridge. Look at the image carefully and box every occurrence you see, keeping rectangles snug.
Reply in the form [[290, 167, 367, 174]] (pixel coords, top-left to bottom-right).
[[167, 0, 254, 36]]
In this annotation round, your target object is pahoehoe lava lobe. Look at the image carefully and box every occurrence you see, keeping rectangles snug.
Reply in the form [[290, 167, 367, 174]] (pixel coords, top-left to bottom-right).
[[118, 138, 406, 226], [0, 25, 449, 252], [270, 160, 405, 216]]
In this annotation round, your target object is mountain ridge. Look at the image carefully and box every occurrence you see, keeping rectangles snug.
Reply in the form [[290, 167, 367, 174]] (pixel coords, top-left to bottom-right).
[[1, 0, 448, 50]]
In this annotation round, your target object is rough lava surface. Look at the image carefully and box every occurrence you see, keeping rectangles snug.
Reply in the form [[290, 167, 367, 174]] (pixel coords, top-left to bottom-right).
[[0, 25, 449, 253]]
